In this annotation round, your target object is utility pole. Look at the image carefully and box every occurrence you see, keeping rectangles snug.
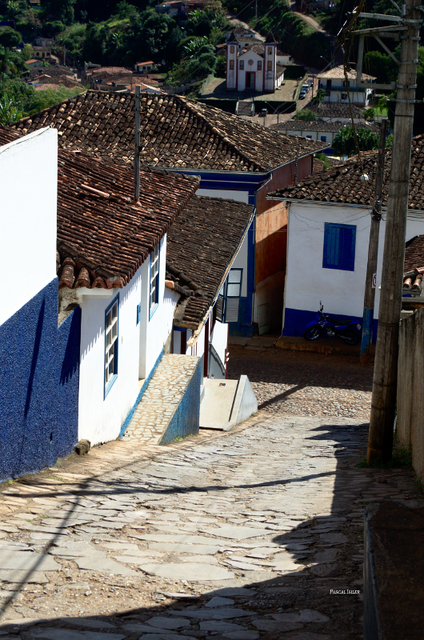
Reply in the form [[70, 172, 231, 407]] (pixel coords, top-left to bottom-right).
[[360, 118, 387, 364], [134, 85, 141, 204], [367, 0, 421, 463]]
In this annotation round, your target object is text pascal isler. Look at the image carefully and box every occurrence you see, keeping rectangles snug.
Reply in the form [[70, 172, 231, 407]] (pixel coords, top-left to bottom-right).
[[329, 589, 360, 595]]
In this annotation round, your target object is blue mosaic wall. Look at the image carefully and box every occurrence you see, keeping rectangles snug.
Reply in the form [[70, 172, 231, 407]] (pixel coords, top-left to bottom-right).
[[160, 358, 202, 445], [0, 278, 81, 482]]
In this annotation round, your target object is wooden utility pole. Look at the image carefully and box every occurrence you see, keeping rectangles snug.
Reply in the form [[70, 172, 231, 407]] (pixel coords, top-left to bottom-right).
[[360, 118, 387, 364], [134, 85, 141, 204], [367, 0, 421, 463]]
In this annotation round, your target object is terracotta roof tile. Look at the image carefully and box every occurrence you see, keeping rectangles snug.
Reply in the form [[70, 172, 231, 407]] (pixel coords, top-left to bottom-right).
[[0, 126, 199, 290], [166, 196, 254, 329], [306, 102, 365, 120], [268, 135, 424, 211], [270, 121, 379, 134], [317, 65, 376, 81], [12, 90, 327, 172]]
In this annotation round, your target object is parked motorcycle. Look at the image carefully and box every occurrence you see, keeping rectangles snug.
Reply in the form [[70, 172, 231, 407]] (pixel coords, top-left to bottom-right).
[[303, 304, 361, 345]]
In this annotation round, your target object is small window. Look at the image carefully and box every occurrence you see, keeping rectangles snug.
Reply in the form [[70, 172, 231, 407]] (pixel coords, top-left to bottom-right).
[[320, 135, 327, 142], [229, 60, 234, 71], [227, 269, 242, 298], [323, 223, 356, 271], [149, 244, 160, 316], [341, 92, 348, 101], [306, 135, 312, 139], [257, 60, 262, 71], [268, 47, 272, 55], [239, 60, 244, 70], [267, 60, 272, 71], [105, 296, 119, 396], [230, 45, 235, 54]]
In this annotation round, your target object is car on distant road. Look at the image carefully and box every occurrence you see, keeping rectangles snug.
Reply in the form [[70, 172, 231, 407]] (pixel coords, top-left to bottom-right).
[[299, 90, 307, 99]]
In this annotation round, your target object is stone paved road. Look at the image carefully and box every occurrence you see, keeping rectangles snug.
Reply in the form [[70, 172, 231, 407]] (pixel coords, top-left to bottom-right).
[[0, 408, 422, 640]]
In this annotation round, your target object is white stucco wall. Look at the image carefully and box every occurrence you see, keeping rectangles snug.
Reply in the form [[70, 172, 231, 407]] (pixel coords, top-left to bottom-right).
[[78, 270, 142, 445], [284, 202, 424, 324], [237, 50, 264, 92], [196, 188, 249, 204], [139, 235, 178, 378], [0, 128, 57, 326], [210, 320, 228, 367]]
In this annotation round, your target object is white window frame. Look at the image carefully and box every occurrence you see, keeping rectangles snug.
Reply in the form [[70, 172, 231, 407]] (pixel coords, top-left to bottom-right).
[[149, 244, 160, 318], [104, 295, 119, 397]]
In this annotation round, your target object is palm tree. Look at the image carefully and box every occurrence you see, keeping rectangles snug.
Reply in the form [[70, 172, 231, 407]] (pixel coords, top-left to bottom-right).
[[0, 46, 18, 80]]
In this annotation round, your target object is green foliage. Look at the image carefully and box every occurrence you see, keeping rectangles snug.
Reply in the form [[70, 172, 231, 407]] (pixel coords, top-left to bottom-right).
[[364, 50, 396, 84], [0, 77, 83, 116], [385, 134, 393, 148], [0, 45, 17, 78], [41, 0, 76, 25], [356, 444, 412, 469], [295, 108, 317, 121], [311, 88, 326, 104], [0, 27, 21, 48], [0, 91, 22, 123], [315, 151, 330, 169], [333, 126, 380, 157]]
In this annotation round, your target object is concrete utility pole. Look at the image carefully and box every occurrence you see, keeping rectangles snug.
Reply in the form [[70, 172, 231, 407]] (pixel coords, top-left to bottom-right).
[[134, 85, 141, 204], [360, 118, 387, 364], [367, 0, 421, 463]]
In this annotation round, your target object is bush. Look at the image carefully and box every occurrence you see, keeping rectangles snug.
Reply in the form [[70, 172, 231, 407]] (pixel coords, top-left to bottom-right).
[[0, 27, 21, 48], [295, 108, 317, 121]]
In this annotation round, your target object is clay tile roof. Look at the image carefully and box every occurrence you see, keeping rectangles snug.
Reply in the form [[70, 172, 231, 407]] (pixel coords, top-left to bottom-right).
[[166, 196, 254, 329], [270, 121, 379, 134], [0, 126, 199, 290], [12, 90, 327, 172], [317, 64, 376, 81], [306, 102, 365, 119], [268, 134, 424, 210], [404, 236, 424, 273]]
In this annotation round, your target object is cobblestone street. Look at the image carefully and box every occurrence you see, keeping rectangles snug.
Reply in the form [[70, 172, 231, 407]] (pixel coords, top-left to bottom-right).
[[0, 347, 421, 640]]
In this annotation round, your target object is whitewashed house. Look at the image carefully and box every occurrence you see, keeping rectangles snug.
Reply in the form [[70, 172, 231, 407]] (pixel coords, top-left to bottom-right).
[[267, 137, 424, 338], [317, 65, 376, 106]]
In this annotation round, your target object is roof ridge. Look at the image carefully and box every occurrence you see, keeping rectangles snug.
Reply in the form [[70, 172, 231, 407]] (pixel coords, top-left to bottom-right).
[[178, 96, 264, 172]]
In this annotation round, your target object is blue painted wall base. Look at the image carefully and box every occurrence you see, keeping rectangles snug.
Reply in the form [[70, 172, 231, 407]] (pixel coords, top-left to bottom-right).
[[159, 358, 202, 445], [0, 278, 80, 483], [283, 307, 378, 342]]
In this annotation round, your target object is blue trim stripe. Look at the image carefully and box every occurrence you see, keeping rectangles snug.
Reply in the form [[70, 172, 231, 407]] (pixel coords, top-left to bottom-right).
[[119, 348, 164, 438]]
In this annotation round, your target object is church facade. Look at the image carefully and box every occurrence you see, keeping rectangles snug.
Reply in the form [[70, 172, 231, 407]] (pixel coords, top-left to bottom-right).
[[226, 32, 285, 94]]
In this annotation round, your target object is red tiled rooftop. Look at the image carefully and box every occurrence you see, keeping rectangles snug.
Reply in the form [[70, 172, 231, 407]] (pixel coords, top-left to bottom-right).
[[0, 126, 198, 290], [12, 90, 327, 173], [268, 135, 424, 211]]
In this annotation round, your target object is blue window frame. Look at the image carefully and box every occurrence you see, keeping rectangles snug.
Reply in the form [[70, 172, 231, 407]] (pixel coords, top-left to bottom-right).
[[323, 223, 356, 271], [320, 135, 327, 142], [104, 295, 119, 397], [149, 244, 160, 318]]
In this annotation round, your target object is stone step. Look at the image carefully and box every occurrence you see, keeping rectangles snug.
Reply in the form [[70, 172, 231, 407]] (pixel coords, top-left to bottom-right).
[[121, 354, 201, 445]]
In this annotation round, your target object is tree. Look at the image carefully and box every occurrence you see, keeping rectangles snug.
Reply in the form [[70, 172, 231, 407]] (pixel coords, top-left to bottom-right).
[[294, 108, 317, 121], [0, 45, 17, 79], [0, 27, 22, 49], [41, 0, 76, 25], [311, 88, 325, 104], [0, 92, 22, 124], [332, 126, 380, 157]]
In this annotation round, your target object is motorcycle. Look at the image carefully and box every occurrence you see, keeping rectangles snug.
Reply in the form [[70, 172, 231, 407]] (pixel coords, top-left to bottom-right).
[[303, 303, 361, 345]]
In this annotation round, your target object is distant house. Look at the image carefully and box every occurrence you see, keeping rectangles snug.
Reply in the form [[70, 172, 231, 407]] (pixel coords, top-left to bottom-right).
[[25, 58, 41, 67], [13, 90, 327, 335], [267, 136, 424, 339], [270, 120, 379, 148], [134, 61, 154, 74], [226, 31, 285, 93], [317, 65, 376, 106], [305, 102, 367, 123]]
